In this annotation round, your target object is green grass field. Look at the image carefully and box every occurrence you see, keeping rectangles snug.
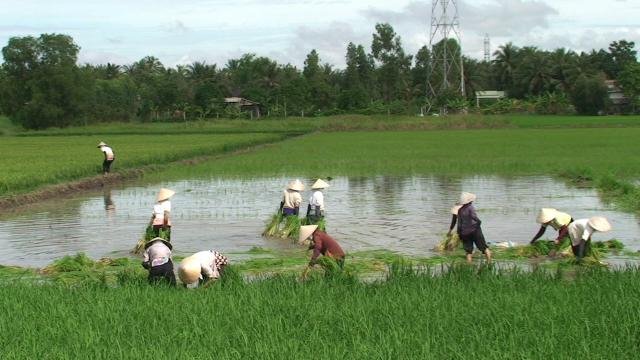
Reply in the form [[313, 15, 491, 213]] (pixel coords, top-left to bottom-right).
[[0, 133, 284, 197], [2, 115, 640, 358], [1, 265, 638, 359], [179, 128, 640, 177]]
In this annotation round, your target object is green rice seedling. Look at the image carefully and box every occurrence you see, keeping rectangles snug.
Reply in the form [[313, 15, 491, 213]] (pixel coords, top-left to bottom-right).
[[434, 233, 461, 251], [132, 225, 171, 254], [43, 253, 95, 273], [281, 215, 302, 240], [261, 210, 283, 237]]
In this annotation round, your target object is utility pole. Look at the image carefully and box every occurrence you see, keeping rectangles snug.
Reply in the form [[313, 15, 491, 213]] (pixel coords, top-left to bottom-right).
[[426, 0, 465, 115]]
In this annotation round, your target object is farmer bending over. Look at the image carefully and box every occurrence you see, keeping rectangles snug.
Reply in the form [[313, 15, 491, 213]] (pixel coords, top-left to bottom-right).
[[457, 192, 491, 264], [177, 250, 229, 288], [97, 141, 115, 175], [142, 237, 176, 286], [299, 225, 345, 278], [567, 217, 611, 261], [280, 179, 304, 216], [531, 208, 573, 244]]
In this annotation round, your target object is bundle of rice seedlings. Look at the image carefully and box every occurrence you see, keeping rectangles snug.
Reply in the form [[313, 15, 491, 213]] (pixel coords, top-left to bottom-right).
[[262, 211, 283, 237], [131, 225, 171, 254], [434, 233, 461, 252], [281, 216, 302, 241]]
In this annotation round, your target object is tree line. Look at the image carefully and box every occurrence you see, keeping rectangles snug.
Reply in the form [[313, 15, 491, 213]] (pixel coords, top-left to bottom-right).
[[0, 23, 638, 129]]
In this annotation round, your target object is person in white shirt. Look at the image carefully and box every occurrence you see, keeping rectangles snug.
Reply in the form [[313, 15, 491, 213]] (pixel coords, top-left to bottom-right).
[[307, 179, 329, 224], [149, 188, 175, 240], [177, 250, 229, 288], [280, 179, 304, 216], [97, 141, 115, 175], [142, 237, 176, 285], [567, 217, 611, 261]]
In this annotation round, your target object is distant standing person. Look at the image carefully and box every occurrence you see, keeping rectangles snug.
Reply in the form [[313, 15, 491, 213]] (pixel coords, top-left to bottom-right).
[[307, 179, 329, 223], [531, 208, 573, 244], [150, 188, 175, 240], [280, 179, 304, 216], [97, 141, 115, 175], [456, 192, 491, 264], [567, 216, 611, 261], [299, 225, 345, 278], [177, 250, 229, 288], [141, 237, 176, 286]]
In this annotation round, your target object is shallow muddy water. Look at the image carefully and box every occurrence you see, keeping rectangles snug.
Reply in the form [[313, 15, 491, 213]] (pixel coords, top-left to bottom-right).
[[0, 176, 639, 267]]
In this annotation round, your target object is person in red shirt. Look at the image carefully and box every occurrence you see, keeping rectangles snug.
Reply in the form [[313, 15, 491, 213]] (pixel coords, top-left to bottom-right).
[[299, 225, 345, 278]]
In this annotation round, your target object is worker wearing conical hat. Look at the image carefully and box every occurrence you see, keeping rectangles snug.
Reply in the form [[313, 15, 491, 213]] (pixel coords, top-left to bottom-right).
[[531, 208, 573, 244], [177, 250, 229, 288], [142, 237, 176, 286], [456, 192, 491, 264], [97, 141, 115, 175], [280, 179, 304, 216], [149, 188, 175, 240], [307, 179, 329, 224], [299, 225, 345, 279], [567, 217, 611, 261]]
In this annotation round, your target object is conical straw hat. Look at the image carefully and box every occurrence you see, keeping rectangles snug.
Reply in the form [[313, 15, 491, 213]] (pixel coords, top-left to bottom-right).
[[311, 179, 330, 190], [588, 216, 611, 232], [451, 204, 462, 215], [156, 188, 175, 202], [298, 225, 318, 244], [537, 208, 558, 224], [97, 141, 107, 147], [144, 237, 172, 250], [458, 192, 476, 205], [288, 179, 305, 192], [177, 256, 202, 285]]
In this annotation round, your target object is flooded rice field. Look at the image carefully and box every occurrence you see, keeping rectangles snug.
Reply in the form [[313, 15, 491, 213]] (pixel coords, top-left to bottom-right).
[[1, 175, 639, 267]]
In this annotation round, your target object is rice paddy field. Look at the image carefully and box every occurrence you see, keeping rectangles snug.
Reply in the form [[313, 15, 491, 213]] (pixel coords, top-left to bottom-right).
[[0, 133, 285, 197], [1, 264, 639, 359], [1, 114, 640, 358]]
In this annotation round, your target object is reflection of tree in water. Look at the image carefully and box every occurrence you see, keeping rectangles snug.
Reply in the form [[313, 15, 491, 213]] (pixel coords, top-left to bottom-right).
[[430, 175, 462, 216], [372, 176, 406, 215]]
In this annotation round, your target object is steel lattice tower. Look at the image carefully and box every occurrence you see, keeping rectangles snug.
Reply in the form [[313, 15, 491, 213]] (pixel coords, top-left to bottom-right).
[[484, 33, 491, 62], [426, 0, 465, 115]]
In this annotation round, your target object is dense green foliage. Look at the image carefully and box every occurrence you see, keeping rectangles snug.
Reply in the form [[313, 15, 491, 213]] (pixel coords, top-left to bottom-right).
[[1, 266, 639, 359], [0, 27, 638, 129], [0, 133, 283, 197]]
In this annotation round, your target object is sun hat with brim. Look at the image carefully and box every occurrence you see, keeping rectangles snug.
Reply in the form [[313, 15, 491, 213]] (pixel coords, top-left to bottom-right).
[[288, 179, 305, 192], [537, 208, 558, 224], [588, 216, 612, 232], [311, 179, 330, 190], [451, 204, 462, 215], [144, 237, 172, 250], [97, 141, 107, 147], [458, 192, 476, 205], [298, 225, 318, 244], [177, 256, 202, 285], [156, 188, 175, 202]]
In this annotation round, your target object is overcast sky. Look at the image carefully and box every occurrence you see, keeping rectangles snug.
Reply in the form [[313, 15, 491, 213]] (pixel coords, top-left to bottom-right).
[[0, 0, 638, 68]]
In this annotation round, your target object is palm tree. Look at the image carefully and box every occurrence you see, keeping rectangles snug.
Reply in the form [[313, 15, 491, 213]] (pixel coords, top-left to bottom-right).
[[493, 42, 519, 93]]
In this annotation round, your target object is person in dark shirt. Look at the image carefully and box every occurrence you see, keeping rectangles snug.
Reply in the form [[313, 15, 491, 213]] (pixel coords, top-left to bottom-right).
[[299, 225, 345, 278], [456, 192, 491, 264]]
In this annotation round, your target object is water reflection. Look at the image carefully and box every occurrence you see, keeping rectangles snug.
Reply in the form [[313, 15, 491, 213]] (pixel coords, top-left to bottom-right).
[[0, 176, 638, 267]]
